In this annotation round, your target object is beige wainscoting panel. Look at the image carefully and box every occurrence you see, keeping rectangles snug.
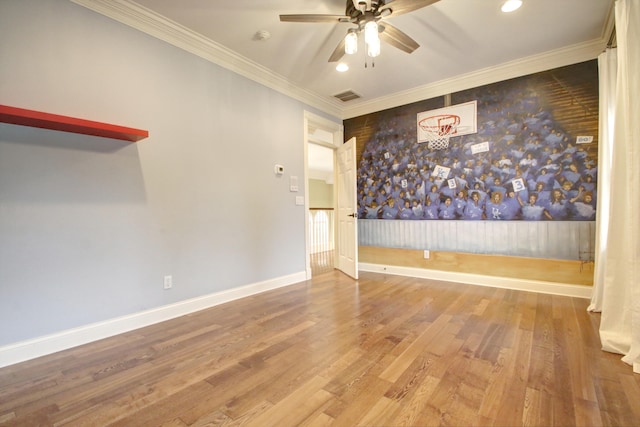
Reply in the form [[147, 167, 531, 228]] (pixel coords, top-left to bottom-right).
[[359, 246, 594, 286]]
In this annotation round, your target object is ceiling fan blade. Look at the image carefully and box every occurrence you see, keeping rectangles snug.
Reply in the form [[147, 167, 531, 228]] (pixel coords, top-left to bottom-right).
[[328, 37, 347, 62], [279, 14, 349, 23], [380, 0, 440, 17], [379, 23, 420, 53]]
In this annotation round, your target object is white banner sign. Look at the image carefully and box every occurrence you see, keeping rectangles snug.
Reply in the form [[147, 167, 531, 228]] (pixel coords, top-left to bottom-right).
[[470, 141, 490, 154], [512, 178, 526, 192], [432, 165, 451, 180], [576, 136, 594, 144]]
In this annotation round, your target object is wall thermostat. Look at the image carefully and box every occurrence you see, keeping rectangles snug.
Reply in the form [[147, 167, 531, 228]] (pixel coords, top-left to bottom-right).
[[274, 164, 284, 175]]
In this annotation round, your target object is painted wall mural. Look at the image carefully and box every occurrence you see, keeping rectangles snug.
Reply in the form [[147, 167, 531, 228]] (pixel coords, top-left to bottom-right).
[[347, 60, 599, 222]]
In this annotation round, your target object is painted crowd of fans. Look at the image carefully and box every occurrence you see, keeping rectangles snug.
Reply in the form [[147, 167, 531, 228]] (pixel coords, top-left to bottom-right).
[[357, 84, 597, 221]]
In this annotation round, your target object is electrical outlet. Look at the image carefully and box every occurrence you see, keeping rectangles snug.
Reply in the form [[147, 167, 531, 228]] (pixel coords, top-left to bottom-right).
[[163, 275, 172, 289], [423, 250, 430, 259]]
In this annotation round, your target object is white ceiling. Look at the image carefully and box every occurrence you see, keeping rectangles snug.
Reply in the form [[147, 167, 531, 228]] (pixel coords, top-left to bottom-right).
[[116, 0, 613, 117], [72, 0, 613, 174]]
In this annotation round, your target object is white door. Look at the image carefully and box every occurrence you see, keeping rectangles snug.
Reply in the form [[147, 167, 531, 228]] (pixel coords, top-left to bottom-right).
[[336, 137, 358, 279]]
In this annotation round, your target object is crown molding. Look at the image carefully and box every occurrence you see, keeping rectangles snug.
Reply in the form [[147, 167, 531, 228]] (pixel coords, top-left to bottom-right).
[[69, 0, 609, 122], [69, 0, 343, 119], [341, 37, 607, 119]]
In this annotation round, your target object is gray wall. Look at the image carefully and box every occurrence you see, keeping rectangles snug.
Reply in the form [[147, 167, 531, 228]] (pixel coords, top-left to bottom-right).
[[0, 0, 338, 346]]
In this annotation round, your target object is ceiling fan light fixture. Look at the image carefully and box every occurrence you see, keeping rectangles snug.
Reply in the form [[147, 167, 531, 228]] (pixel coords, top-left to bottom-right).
[[367, 35, 381, 58], [345, 30, 358, 55], [501, 0, 522, 13], [281, 0, 435, 65], [364, 20, 379, 46]]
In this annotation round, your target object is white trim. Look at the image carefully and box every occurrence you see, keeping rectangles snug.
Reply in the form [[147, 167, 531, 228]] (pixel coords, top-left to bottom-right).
[[69, 0, 609, 120], [304, 113, 311, 279], [0, 271, 306, 368], [304, 111, 343, 280], [69, 0, 343, 118], [304, 111, 345, 141], [0, 264, 592, 368], [342, 39, 605, 119], [359, 262, 593, 299]]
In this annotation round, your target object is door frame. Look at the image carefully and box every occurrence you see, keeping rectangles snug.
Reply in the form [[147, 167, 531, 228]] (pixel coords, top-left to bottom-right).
[[303, 111, 344, 279]]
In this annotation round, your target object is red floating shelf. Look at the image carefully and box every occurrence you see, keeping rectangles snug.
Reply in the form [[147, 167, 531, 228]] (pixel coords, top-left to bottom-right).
[[0, 104, 148, 142]]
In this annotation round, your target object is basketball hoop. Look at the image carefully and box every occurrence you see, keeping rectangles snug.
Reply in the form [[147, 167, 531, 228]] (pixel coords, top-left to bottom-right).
[[418, 114, 461, 150]]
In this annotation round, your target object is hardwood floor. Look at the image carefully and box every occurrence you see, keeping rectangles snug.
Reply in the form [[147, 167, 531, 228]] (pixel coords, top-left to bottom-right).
[[1, 271, 639, 426], [311, 250, 335, 276]]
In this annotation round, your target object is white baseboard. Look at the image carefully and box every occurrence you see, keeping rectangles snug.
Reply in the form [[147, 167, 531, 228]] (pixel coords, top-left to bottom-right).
[[0, 271, 306, 368], [359, 263, 593, 299], [1, 267, 591, 368]]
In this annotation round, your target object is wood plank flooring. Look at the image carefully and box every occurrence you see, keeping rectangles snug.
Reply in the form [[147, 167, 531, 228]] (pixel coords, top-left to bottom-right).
[[1, 271, 639, 426], [310, 250, 334, 276]]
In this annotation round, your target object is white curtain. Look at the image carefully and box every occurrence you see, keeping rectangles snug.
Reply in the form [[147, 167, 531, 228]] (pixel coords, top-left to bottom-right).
[[588, 0, 640, 374], [589, 48, 616, 311]]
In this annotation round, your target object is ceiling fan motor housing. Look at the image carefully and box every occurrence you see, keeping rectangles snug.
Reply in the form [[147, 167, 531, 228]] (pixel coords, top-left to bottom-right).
[[348, 0, 382, 17]]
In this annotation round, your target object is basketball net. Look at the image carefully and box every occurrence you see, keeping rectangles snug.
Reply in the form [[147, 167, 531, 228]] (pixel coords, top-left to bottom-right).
[[418, 114, 460, 150]]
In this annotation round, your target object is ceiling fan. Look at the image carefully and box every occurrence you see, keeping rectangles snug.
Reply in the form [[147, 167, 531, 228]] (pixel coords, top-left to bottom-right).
[[280, 0, 441, 63]]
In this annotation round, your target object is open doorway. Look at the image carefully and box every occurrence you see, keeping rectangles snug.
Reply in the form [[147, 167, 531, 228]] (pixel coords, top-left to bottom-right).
[[303, 112, 344, 279], [308, 143, 334, 275]]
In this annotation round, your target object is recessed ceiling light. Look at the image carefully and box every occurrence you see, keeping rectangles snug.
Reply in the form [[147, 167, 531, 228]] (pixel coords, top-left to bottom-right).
[[501, 0, 522, 13], [336, 63, 349, 72]]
